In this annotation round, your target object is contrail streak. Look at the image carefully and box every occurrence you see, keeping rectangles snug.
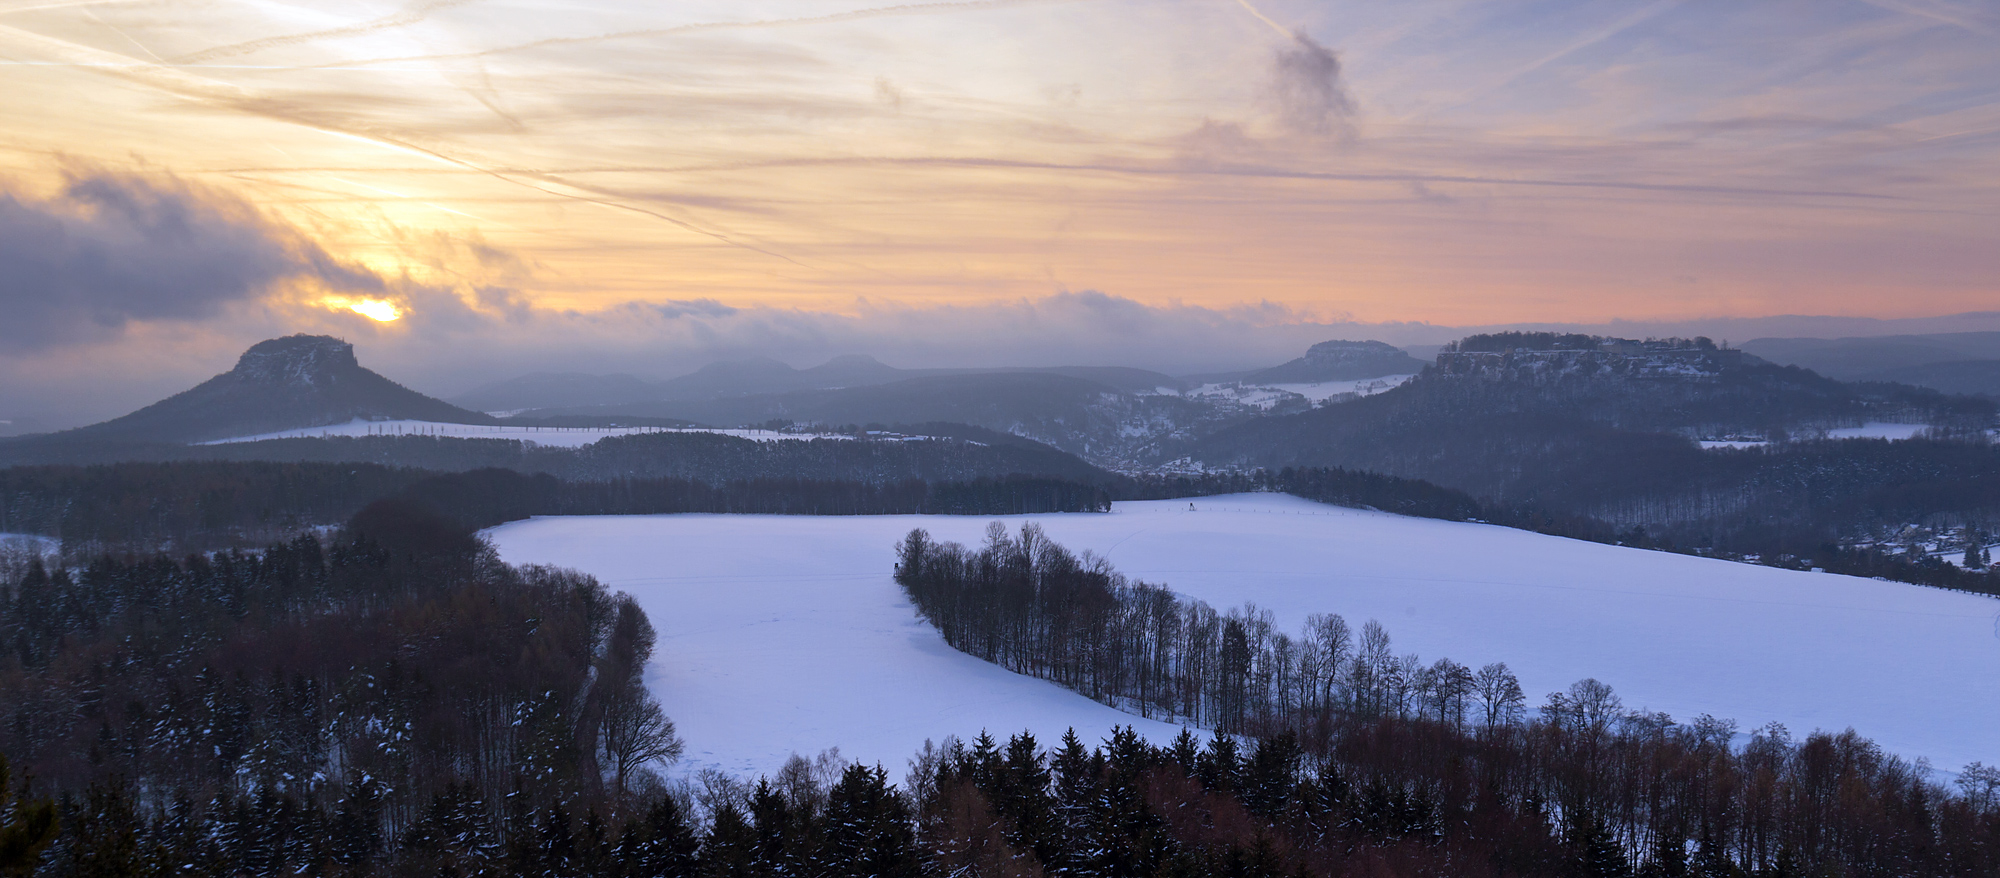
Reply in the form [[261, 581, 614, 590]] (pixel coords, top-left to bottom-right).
[[310, 0, 1090, 69], [1232, 0, 1290, 38], [0, 21, 806, 266], [0, 0, 143, 15], [1435, 0, 1680, 114], [607, 155, 1899, 202], [171, 0, 482, 64]]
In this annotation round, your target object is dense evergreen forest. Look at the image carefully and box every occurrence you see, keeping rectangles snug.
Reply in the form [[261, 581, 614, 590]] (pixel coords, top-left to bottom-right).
[[0, 498, 696, 876], [894, 524, 2000, 877]]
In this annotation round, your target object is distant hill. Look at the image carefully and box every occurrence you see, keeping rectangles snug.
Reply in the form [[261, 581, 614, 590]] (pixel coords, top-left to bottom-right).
[[450, 372, 659, 413], [1188, 333, 1992, 505], [1860, 360, 2000, 398], [1741, 332, 2000, 381], [499, 371, 1228, 466], [1238, 340, 1426, 384], [452, 356, 1189, 414], [49, 335, 494, 444]]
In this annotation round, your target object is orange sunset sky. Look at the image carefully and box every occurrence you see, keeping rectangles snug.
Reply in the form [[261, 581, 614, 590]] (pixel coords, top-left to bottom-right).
[[1, 0, 1997, 427]]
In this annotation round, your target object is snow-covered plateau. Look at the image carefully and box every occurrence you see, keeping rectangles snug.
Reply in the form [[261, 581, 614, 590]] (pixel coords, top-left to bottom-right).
[[203, 419, 846, 448], [484, 494, 2000, 780]]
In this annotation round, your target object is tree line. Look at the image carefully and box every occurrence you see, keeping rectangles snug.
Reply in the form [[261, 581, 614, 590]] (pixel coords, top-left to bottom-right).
[[0, 462, 1111, 555], [894, 522, 2000, 876], [0, 428, 1105, 485]]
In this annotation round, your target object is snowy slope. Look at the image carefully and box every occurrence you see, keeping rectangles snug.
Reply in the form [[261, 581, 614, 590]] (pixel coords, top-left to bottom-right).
[[204, 419, 847, 448], [485, 495, 2000, 778]]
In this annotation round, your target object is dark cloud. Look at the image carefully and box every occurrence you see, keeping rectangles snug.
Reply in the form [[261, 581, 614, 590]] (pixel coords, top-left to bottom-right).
[[0, 169, 380, 349], [1272, 30, 1355, 138]]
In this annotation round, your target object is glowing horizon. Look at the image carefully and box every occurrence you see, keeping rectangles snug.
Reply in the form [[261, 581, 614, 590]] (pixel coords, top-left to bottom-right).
[[0, 0, 1991, 330], [2, 0, 1998, 431]]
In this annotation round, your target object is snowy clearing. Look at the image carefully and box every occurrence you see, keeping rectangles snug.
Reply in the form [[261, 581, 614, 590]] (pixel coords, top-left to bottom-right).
[[203, 419, 847, 447], [1825, 423, 1928, 441], [1178, 375, 1414, 409], [0, 533, 58, 554], [485, 494, 2000, 779], [1260, 375, 1415, 403], [486, 516, 1186, 780]]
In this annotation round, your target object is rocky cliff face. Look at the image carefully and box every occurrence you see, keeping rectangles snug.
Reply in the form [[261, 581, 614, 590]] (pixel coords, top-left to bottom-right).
[[231, 335, 361, 386], [1432, 347, 1749, 383]]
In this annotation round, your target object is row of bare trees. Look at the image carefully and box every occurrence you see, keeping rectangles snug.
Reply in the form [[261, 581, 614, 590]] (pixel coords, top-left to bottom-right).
[[895, 522, 2000, 875], [895, 522, 1526, 736]]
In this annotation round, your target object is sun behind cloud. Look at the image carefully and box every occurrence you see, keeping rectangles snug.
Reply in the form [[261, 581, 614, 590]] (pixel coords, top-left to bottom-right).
[[321, 295, 402, 322]]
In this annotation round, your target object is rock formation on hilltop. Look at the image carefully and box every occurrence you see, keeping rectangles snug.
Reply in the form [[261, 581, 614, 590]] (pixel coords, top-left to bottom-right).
[[1239, 340, 1427, 384], [63, 335, 494, 444]]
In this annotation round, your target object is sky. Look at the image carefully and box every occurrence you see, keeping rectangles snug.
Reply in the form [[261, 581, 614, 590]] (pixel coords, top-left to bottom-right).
[[1, 0, 1997, 429]]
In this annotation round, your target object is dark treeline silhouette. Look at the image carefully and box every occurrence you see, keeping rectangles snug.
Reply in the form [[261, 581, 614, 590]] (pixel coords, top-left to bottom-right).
[[18, 714, 1999, 877], [0, 499, 698, 876], [0, 462, 1110, 554], [895, 523, 2000, 877], [0, 428, 1106, 484], [402, 469, 1109, 530], [1117, 467, 1486, 522]]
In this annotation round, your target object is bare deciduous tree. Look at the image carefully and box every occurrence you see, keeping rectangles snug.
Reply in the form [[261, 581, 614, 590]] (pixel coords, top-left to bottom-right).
[[602, 687, 684, 799]]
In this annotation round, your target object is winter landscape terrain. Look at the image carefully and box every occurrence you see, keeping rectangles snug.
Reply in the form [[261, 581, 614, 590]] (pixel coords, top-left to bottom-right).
[[486, 494, 2000, 780]]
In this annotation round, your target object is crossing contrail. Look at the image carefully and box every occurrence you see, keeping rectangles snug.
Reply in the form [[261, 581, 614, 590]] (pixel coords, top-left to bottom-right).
[[1232, 0, 1290, 38]]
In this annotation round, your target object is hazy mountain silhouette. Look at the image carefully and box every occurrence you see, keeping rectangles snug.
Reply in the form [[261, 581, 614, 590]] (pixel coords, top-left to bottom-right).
[[452, 354, 1187, 414], [58, 335, 494, 444], [1238, 340, 1426, 384]]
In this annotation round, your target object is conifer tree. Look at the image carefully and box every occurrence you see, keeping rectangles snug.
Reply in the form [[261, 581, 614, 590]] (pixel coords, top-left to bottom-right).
[[618, 794, 700, 878], [58, 782, 142, 878], [1241, 733, 1302, 819], [0, 754, 57, 876], [332, 772, 383, 868], [818, 765, 919, 878], [1196, 733, 1241, 793], [698, 804, 757, 878]]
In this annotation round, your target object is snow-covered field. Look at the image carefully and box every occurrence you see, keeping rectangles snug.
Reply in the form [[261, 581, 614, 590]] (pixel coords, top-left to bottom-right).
[[485, 494, 2000, 779], [487, 516, 1187, 779], [1826, 422, 1927, 441], [204, 419, 846, 447], [1699, 423, 1933, 449], [0, 533, 58, 555], [1179, 375, 1413, 409]]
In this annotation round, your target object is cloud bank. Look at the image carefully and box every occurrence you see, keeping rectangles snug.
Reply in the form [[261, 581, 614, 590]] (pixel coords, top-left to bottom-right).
[[0, 169, 381, 349], [2, 165, 1998, 434]]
